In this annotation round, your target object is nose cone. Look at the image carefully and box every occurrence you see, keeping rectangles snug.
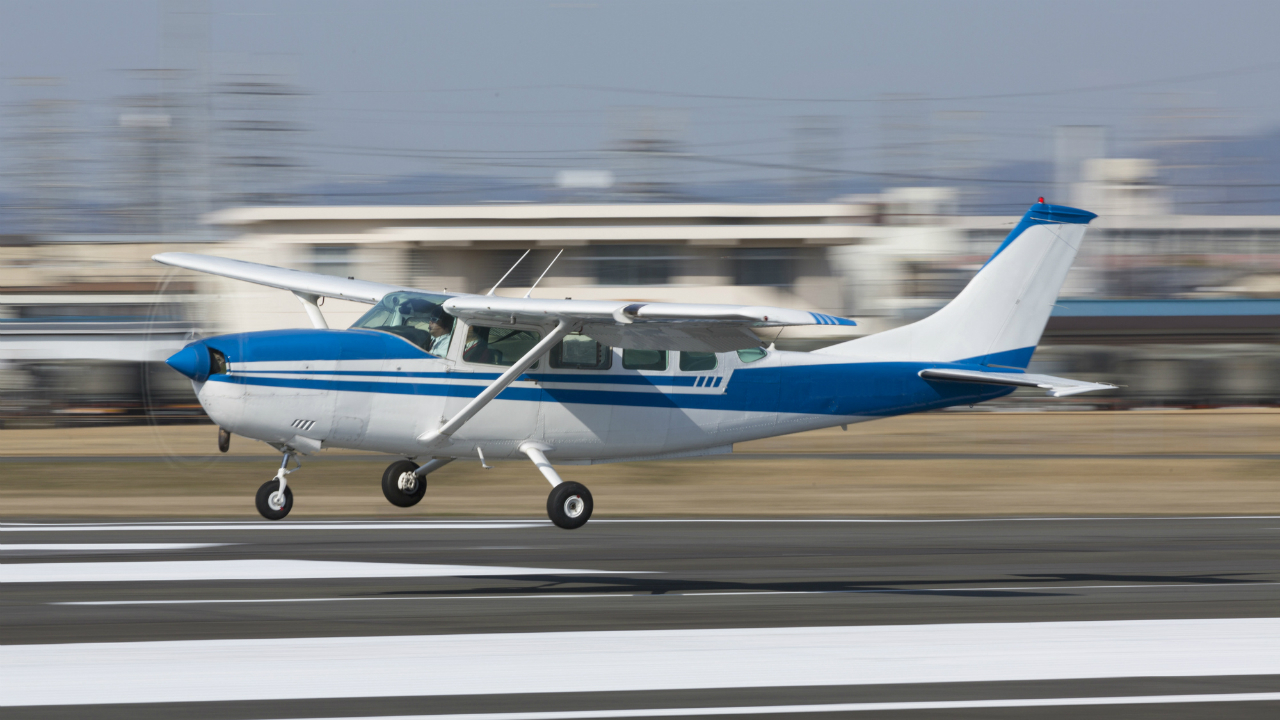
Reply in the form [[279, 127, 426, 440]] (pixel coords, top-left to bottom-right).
[[166, 342, 210, 382]]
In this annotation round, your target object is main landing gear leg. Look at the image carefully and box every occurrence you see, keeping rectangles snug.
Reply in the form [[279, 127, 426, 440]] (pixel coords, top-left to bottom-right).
[[255, 452, 297, 520], [520, 442, 592, 530]]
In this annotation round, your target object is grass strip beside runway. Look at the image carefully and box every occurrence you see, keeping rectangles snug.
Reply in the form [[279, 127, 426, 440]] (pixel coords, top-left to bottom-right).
[[2, 409, 1278, 517]]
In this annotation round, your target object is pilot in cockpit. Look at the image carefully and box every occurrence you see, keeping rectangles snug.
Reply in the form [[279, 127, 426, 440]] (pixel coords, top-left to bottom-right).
[[424, 308, 454, 357], [393, 298, 438, 351]]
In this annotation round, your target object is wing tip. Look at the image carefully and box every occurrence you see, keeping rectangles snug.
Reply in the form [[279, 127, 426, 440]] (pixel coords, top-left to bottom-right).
[[808, 312, 857, 327]]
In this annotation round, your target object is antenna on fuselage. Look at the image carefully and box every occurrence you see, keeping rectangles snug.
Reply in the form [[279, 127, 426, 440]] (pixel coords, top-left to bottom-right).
[[487, 249, 531, 297], [524, 249, 563, 299]]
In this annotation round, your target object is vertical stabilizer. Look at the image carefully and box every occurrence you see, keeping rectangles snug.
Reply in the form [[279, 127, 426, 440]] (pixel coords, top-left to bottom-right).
[[816, 202, 1097, 367]]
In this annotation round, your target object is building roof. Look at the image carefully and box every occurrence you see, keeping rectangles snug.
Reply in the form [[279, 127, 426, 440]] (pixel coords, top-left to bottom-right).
[[204, 203, 860, 227]]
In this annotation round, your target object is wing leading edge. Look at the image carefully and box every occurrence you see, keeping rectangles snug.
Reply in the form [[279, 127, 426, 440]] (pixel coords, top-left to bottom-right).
[[919, 367, 1116, 397], [152, 252, 856, 352], [153, 252, 415, 304]]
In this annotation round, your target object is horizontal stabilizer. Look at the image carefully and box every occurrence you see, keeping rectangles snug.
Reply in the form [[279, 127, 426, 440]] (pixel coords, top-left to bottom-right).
[[919, 367, 1117, 398]]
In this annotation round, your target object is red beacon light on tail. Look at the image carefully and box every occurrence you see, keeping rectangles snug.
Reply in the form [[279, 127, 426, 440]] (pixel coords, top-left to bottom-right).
[[1037, 197, 1046, 204]]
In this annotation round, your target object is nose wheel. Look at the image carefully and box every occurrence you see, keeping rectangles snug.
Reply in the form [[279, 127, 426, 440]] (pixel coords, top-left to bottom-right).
[[255, 479, 293, 520], [255, 452, 298, 520]]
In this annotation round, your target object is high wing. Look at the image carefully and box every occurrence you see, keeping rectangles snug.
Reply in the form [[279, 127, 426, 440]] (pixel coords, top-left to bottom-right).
[[444, 295, 855, 353], [153, 252, 415, 305], [919, 367, 1116, 397], [153, 252, 856, 352]]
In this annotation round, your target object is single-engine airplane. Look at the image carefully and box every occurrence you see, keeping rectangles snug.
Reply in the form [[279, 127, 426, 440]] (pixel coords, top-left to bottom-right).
[[156, 200, 1113, 528]]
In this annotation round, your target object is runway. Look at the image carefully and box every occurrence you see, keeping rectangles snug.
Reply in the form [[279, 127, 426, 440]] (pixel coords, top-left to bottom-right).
[[4, 517, 1280, 718]]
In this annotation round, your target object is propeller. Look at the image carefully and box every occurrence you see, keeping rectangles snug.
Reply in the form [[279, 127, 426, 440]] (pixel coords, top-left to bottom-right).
[[139, 265, 224, 469]]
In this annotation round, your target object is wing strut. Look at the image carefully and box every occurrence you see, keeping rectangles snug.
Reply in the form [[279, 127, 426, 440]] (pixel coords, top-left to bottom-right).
[[418, 319, 573, 447], [292, 292, 328, 329]]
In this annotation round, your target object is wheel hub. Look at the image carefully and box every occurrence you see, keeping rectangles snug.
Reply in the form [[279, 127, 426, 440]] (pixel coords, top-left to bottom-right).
[[397, 472, 418, 494], [268, 491, 286, 511], [564, 495, 584, 518]]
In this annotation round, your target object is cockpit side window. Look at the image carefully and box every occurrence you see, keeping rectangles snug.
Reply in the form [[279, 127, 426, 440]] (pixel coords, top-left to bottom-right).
[[350, 291, 455, 356]]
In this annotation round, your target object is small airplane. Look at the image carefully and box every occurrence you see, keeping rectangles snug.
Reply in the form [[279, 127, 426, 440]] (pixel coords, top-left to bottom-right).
[[155, 200, 1114, 528]]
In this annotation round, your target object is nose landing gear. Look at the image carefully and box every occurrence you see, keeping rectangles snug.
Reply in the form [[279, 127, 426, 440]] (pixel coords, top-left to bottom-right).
[[255, 453, 298, 520]]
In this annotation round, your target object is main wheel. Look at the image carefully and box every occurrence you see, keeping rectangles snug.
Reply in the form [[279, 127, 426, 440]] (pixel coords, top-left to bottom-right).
[[255, 478, 293, 520], [547, 481, 593, 530], [382, 460, 426, 507]]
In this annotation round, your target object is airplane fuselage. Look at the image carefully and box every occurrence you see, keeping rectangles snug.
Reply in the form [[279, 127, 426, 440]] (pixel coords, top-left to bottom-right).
[[188, 327, 1011, 463]]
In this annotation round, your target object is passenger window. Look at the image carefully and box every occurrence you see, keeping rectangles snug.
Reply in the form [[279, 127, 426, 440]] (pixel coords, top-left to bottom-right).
[[736, 347, 767, 364], [679, 351, 718, 372], [551, 333, 612, 370], [622, 349, 667, 371], [463, 326, 541, 368]]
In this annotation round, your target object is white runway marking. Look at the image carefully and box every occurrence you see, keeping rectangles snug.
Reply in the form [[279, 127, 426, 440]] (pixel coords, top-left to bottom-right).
[[53, 581, 1280, 606], [0, 522, 546, 532], [1, 559, 632, 584], [255, 692, 1280, 719], [0, 543, 229, 552], [58, 593, 636, 606], [6, 618, 1280, 706]]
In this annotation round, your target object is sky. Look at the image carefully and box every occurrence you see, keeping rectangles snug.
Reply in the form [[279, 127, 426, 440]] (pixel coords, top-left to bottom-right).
[[3, 0, 1280, 192]]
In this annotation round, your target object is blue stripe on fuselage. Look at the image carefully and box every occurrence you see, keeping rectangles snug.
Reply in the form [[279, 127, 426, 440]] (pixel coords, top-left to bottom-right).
[[210, 360, 1011, 417]]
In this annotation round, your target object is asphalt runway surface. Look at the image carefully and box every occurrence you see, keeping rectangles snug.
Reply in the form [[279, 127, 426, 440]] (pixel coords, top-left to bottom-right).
[[5, 517, 1280, 719]]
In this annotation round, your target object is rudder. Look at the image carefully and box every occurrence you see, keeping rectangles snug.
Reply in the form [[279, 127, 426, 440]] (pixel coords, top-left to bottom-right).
[[816, 201, 1097, 367]]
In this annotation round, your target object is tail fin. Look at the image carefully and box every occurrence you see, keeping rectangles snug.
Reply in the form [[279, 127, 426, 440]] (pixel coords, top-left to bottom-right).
[[816, 202, 1097, 368]]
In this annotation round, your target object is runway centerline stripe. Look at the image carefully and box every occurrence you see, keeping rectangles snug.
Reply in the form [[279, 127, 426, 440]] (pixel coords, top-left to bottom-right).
[[244, 693, 1280, 719], [53, 582, 1280, 606], [6, 618, 1280, 707], [1, 559, 640, 584]]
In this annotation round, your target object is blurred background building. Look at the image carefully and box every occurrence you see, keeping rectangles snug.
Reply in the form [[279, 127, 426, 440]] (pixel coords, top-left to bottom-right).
[[5, 1, 1280, 425]]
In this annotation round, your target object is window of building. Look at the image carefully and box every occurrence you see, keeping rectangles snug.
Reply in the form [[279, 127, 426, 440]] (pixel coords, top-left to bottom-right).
[[311, 245, 354, 278], [486, 249, 537, 290], [679, 351, 717, 372], [732, 247, 797, 287], [463, 326, 541, 368], [622, 348, 667, 371], [550, 332, 612, 370], [585, 245, 678, 286]]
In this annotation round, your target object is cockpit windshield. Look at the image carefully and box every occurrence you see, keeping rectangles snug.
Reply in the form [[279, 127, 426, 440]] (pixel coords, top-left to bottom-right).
[[350, 291, 455, 356]]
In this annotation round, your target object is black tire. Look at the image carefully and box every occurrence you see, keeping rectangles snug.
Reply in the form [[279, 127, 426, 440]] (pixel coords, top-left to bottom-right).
[[382, 460, 425, 507], [546, 481, 593, 530], [255, 479, 293, 520], [218, 428, 231, 453]]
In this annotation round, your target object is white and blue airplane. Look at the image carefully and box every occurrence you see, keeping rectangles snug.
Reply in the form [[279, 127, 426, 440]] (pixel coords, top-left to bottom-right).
[[156, 201, 1113, 528]]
